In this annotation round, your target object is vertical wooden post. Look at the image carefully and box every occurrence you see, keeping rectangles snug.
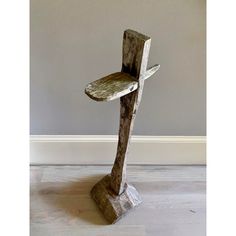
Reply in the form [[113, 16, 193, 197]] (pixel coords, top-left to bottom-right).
[[87, 29, 159, 224], [110, 30, 151, 195]]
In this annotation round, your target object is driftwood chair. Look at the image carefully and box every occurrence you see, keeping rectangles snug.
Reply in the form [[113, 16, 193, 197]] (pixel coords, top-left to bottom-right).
[[85, 29, 160, 223]]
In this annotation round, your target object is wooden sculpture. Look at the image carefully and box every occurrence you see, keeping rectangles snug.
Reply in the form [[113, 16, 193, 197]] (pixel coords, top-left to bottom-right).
[[85, 29, 160, 223]]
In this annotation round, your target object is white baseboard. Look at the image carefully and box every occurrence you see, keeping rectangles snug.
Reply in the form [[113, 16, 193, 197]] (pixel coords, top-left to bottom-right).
[[30, 135, 206, 165]]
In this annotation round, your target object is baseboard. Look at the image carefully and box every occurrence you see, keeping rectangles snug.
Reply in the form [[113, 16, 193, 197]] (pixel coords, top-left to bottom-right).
[[30, 135, 206, 165]]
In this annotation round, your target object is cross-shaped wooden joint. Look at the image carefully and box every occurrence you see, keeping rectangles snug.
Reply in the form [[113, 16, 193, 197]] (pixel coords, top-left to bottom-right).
[[85, 29, 160, 223]]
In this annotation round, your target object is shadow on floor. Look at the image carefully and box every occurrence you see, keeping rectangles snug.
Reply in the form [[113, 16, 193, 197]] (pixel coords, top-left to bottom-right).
[[38, 174, 108, 225]]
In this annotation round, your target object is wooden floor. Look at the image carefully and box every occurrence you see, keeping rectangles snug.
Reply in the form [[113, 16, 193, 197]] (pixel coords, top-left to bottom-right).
[[30, 165, 206, 236]]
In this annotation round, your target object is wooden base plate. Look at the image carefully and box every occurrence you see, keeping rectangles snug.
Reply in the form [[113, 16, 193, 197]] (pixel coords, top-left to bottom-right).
[[90, 174, 142, 224]]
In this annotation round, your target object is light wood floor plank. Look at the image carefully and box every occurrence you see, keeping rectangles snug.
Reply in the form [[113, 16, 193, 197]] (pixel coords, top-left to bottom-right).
[[30, 165, 206, 236]]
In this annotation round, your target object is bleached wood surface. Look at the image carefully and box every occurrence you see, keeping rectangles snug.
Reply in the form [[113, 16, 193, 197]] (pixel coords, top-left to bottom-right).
[[85, 72, 138, 102], [110, 29, 153, 195], [30, 165, 206, 236]]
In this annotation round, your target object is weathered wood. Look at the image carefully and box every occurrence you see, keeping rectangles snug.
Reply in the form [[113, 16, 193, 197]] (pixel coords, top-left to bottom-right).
[[110, 30, 151, 195], [84, 66, 160, 102], [90, 174, 142, 224], [85, 72, 138, 102], [143, 64, 160, 80], [85, 29, 159, 223]]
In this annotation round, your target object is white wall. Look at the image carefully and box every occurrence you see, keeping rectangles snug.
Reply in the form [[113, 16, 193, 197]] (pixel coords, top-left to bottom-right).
[[30, 0, 206, 135]]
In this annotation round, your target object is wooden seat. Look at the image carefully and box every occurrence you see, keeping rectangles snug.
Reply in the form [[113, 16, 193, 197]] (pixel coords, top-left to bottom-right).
[[85, 64, 160, 102], [85, 72, 138, 101], [85, 29, 161, 223]]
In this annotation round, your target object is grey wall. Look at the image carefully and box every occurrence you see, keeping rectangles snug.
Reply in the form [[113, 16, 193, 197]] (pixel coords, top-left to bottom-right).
[[30, 0, 206, 135]]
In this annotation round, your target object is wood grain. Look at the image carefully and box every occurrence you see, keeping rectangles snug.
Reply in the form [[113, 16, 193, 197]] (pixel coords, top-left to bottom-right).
[[90, 174, 142, 223], [110, 29, 151, 195], [85, 29, 160, 222], [85, 72, 138, 102], [143, 64, 160, 80], [30, 165, 206, 236]]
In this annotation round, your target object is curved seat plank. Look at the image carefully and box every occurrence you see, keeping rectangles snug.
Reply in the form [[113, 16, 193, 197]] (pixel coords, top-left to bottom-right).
[[85, 72, 138, 102]]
